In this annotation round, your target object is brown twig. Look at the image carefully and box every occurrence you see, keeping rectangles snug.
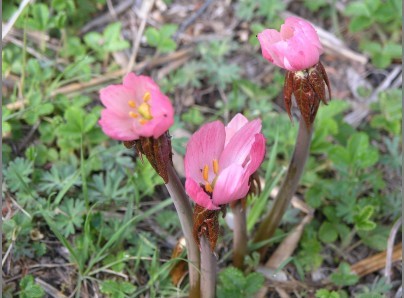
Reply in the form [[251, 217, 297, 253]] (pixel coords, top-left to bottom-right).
[[127, 0, 155, 73], [173, 0, 215, 41], [2, 0, 32, 40], [351, 244, 402, 277], [80, 0, 135, 34], [385, 217, 402, 283]]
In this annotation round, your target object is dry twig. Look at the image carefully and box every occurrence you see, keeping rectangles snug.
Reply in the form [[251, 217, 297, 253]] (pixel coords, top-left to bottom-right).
[[351, 244, 402, 277], [385, 217, 402, 283], [2, 0, 32, 40], [127, 0, 155, 73]]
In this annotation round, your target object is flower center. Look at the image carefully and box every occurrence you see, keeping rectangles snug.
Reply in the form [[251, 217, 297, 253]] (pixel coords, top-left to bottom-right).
[[202, 159, 219, 193], [127, 91, 153, 125]]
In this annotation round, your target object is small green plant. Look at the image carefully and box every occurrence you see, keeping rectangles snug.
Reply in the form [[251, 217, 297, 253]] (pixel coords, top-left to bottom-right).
[[217, 267, 265, 298], [18, 275, 45, 298], [145, 24, 178, 53], [315, 289, 341, 298], [99, 280, 137, 298], [84, 22, 130, 58], [344, 0, 402, 67], [330, 262, 359, 287]]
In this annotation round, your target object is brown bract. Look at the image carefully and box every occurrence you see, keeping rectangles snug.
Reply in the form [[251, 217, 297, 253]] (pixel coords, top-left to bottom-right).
[[124, 132, 173, 183], [284, 62, 331, 130], [193, 204, 225, 252]]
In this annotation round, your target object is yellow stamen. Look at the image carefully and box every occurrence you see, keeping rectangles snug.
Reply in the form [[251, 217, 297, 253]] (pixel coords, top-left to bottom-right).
[[138, 102, 153, 120], [129, 111, 139, 118], [128, 100, 137, 108], [205, 183, 213, 193], [143, 91, 151, 102], [213, 159, 219, 175], [139, 119, 148, 125], [202, 165, 209, 181]]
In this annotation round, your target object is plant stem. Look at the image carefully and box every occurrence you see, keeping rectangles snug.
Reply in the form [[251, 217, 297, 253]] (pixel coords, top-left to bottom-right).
[[253, 118, 313, 256], [232, 201, 247, 270], [165, 164, 201, 298], [200, 236, 216, 298]]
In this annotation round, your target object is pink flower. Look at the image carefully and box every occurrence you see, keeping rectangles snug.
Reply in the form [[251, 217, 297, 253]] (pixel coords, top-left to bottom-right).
[[257, 16, 323, 71], [98, 73, 174, 141], [184, 114, 266, 210]]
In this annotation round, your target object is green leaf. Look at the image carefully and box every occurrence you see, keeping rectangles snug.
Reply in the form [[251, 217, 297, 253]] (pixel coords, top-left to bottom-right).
[[328, 146, 350, 169], [145, 27, 160, 46], [159, 24, 178, 36], [158, 38, 177, 53], [219, 267, 246, 290], [383, 43, 402, 57], [316, 289, 340, 298], [100, 280, 136, 298], [354, 206, 376, 231], [306, 185, 324, 208], [19, 275, 45, 298], [244, 272, 265, 295], [345, 2, 371, 17], [349, 16, 373, 32], [319, 222, 338, 243], [54, 198, 86, 236], [360, 41, 382, 55], [330, 262, 359, 286], [372, 53, 392, 69], [358, 226, 390, 251], [83, 32, 102, 49], [4, 158, 33, 193], [347, 133, 379, 169], [217, 267, 264, 298], [145, 24, 178, 53], [30, 4, 50, 31], [303, 0, 328, 12]]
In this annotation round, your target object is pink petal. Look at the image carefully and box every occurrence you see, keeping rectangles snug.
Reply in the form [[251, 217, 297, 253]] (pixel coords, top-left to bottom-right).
[[185, 178, 220, 210], [212, 164, 250, 206], [245, 134, 266, 175], [99, 85, 135, 117], [225, 113, 249, 145], [286, 16, 322, 52], [122, 73, 160, 100], [257, 29, 281, 63], [98, 109, 139, 141], [219, 119, 262, 169], [135, 90, 175, 138], [184, 121, 225, 184]]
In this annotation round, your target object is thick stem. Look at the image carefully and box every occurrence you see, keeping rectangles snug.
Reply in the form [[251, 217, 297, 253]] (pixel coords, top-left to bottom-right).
[[165, 164, 200, 298], [232, 201, 247, 270], [200, 236, 216, 298], [253, 118, 313, 255]]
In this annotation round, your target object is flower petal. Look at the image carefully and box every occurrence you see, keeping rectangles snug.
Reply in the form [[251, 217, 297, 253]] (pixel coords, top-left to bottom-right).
[[258, 16, 322, 71], [185, 178, 220, 210], [258, 29, 281, 63], [135, 90, 175, 138], [185, 121, 225, 184], [219, 119, 262, 169], [245, 134, 266, 175], [100, 85, 135, 117], [225, 113, 249, 145], [98, 109, 139, 141], [122, 73, 160, 100], [212, 164, 250, 206]]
